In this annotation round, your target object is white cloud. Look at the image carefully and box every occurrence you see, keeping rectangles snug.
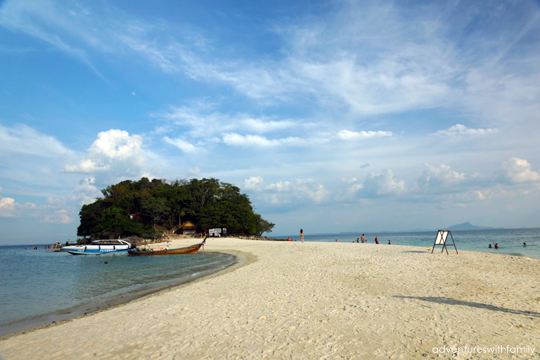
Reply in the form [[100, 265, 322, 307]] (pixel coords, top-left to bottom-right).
[[240, 118, 296, 133], [222, 133, 301, 148], [362, 170, 406, 197], [335, 179, 364, 201], [436, 124, 499, 136], [42, 209, 73, 224], [244, 176, 264, 190], [295, 179, 328, 203], [336, 130, 393, 140], [464, 69, 540, 129], [0, 124, 71, 158], [71, 177, 101, 206], [89, 129, 144, 161], [417, 164, 466, 189], [64, 158, 108, 173], [0, 196, 36, 218], [0, 197, 17, 217], [154, 104, 304, 143], [501, 158, 540, 183], [3, 0, 539, 127], [266, 181, 291, 193], [244, 176, 328, 204], [64, 129, 147, 177], [187, 167, 201, 177], [163, 136, 199, 153]]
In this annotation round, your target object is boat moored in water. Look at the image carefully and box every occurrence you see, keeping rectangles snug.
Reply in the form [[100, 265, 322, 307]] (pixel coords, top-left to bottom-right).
[[127, 241, 204, 256], [63, 239, 131, 255]]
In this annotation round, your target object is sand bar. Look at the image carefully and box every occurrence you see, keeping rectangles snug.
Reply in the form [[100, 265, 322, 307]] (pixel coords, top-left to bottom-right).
[[1, 238, 539, 359]]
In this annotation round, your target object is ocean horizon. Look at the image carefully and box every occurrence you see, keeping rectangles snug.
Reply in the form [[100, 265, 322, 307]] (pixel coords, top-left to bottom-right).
[[276, 227, 540, 259]]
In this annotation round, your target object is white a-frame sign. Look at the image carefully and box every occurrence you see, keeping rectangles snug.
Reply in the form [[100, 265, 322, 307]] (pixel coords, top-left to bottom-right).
[[431, 230, 458, 254]]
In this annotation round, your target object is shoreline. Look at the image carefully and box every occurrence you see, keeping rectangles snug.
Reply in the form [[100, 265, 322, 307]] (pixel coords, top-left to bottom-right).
[[1, 238, 539, 358], [0, 249, 243, 340]]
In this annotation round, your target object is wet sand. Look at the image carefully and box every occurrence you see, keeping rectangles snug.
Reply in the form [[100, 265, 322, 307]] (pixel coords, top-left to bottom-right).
[[0, 238, 539, 359]]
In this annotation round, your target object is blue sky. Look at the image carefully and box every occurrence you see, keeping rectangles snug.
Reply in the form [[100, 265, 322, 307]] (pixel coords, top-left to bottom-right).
[[1, 0, 540, 244]]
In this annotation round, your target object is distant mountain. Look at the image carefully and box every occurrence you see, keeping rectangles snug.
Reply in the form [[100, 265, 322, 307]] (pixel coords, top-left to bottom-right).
[[446, 222, 497, 231]]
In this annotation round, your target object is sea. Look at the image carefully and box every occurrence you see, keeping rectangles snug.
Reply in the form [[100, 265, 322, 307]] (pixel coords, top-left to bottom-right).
[[277, 227, 540, 259], [1, 228, 539, 337], [0, 247, 236, 337]]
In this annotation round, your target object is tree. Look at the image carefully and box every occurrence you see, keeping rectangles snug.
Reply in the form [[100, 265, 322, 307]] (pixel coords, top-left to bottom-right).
[[77, 177, 274, 238], [141, 197, 169, 229]]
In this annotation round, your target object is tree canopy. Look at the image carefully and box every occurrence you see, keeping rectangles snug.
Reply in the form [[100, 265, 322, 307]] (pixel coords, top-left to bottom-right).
[[77, 177, 275, 239]]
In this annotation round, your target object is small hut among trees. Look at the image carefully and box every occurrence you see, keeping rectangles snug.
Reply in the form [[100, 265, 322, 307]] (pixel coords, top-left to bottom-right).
[[177, 221, 197, 235]]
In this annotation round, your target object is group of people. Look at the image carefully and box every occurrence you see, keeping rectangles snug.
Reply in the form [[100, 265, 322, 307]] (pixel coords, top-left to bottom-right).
[[286, 229, 305, 242], [353, 234, 390, 244], [289, 230, 392, 245], [489, 242, 526, 249]]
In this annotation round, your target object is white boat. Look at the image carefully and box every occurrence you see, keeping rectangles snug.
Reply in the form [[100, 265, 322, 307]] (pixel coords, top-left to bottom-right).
[[63, 239, 131, 255]]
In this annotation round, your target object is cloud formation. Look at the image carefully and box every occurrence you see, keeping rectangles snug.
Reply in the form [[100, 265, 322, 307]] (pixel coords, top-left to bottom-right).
[[222, 133, 301, 148], [64, 129, 148, 178], [0, 190, 36, 218], [436, 124, 499, 136], [71, 177, 101, 206], [1, 0, 540, 237], [244, 176, 328, 205], [361, 170, 406, 198], [0, 124, 71, 157], [501, 158, 540, 183], [417, 164, 466, 189], [336, 130, 393, 140]]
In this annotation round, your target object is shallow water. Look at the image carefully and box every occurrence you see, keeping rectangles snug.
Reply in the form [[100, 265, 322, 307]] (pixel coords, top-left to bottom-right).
[[0, 246, 236, 335], [279, 228, 540, 259]]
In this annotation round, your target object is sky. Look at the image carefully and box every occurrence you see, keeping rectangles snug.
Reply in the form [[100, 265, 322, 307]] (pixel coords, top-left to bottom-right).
[[1, 0, 540, 244]]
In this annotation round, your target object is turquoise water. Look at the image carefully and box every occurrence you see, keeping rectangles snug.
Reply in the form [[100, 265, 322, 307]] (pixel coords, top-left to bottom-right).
[[2, 228, 538, 336], [279, 228, 540, 259], [0, 247, 236, 336]]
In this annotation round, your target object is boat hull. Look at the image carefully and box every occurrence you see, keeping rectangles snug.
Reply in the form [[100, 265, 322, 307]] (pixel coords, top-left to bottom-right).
[[128, 243, 203, 256], [65, 248, 129, 255], [64, 240, 131, 255]]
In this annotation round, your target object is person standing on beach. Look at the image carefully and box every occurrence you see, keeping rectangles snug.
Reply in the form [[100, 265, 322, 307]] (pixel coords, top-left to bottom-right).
[[300, 229, 304, 243], [361, 234, 365, 243], [375, 236, 379, 244]]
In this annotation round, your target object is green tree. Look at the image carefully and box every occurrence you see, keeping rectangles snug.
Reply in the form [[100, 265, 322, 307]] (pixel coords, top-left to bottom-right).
[[77, 177, 274, 238], [141, 197, 169, 229]]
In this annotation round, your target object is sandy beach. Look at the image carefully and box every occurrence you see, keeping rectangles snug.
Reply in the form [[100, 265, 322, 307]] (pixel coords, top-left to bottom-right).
[[1, 238, 539, 359]]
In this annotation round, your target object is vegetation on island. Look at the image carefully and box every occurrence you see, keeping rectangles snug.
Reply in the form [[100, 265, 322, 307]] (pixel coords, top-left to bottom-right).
[[77, 177, 274, 239]]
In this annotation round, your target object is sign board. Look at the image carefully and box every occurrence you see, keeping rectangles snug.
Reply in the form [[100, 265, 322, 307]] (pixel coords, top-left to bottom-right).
[[209, 228, 227, 237], [432, 230, 458, 254], [434, 230, 449, 245]]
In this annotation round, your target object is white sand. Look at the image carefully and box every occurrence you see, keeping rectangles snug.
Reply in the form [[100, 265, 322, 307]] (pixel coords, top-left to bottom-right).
[[1, 238, 539, 359]]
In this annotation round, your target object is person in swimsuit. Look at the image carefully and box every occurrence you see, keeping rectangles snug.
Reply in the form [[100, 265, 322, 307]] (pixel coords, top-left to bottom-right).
[[300, 229, 304, 243]]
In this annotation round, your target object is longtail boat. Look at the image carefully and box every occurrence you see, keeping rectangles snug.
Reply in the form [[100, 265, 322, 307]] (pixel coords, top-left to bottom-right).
[[127, 241, 204, 256]]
